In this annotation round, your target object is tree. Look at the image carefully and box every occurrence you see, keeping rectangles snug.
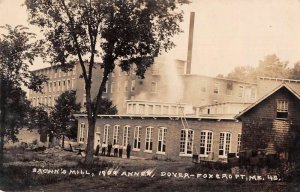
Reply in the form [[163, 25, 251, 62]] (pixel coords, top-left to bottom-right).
[[226, 65, 256, 81], [256, 54, 289, 78], [25, 0, 188, 164], [50, 90, 81, 148], [0, 25, 46, 166], [93, 98, 118, 115], [225, 54, 290, 81], [28, 105, 51, 144]]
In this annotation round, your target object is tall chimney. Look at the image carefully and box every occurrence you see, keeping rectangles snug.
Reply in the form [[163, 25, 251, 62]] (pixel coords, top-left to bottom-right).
[[186, 12, 195, 74]]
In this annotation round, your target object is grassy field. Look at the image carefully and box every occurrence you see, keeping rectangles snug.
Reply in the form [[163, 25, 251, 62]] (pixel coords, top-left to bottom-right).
[[0, 148, 299, 192]]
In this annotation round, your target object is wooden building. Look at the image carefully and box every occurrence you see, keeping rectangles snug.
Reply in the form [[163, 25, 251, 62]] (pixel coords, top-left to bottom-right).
[[236, 83, 300, 162]]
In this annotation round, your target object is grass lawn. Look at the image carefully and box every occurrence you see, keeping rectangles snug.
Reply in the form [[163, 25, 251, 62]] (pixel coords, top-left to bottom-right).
[[0, 148, 299, 192]]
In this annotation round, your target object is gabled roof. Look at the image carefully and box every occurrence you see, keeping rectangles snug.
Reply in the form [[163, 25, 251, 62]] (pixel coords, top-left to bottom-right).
[[235, 83, 300, 119]]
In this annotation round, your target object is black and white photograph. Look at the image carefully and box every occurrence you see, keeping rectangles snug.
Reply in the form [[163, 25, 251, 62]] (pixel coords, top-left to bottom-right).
[[0, 0, 300, 191]]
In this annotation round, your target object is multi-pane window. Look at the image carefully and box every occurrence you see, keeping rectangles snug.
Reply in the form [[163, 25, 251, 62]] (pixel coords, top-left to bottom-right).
[[151, 82, 157, 93], [145, 127, 153, 151], [113, 125, 120, 145], [53, 82, 56, 92], [79, 123, 85, 142], [237, 133, 241, 154], [103, 124, 110, 145], [122, 125, 130, 147], [131, 80, 135, 92], [133, 126, 141, 150], [139, 104, 145, 115], [157, 127, 167, 153], [251, 87, 256, 98], [238, 86, 244, 97], [104, 82, 108, 93], [111, 82, 115, 93], [213, 83, 220, 94], [277, 100, 288, 118], [199, 130, 213, 157], [180, 129, 194, 155], [219, 132, 231, 157]]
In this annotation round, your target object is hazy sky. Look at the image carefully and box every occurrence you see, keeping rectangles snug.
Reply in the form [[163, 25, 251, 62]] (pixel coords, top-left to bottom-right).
[[1, 0, 300, 76]]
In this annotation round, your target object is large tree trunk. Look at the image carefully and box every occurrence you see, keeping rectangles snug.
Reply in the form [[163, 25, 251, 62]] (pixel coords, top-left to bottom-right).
[[85, 117, 96, 164]]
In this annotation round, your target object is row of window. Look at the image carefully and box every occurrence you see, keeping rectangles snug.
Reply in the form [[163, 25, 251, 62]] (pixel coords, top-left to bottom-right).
[[127, 103, 185, 116], [34, 66, 76, 79], [78, 124, 241, 157], [200, 82, 256, 99], [100, 80, 158, 94], [31, 95, 59, 107], [29, 78, 76, 95]]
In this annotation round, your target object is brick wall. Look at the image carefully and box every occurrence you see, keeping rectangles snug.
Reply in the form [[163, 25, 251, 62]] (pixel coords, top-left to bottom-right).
[[77, 116, 241, 162]]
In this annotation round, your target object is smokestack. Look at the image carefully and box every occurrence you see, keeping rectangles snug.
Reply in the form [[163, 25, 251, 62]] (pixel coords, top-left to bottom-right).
[[186, 12, 195, 75]]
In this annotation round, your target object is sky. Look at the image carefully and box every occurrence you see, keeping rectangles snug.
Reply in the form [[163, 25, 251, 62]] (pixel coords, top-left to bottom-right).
[[1, 0, 300, 76]]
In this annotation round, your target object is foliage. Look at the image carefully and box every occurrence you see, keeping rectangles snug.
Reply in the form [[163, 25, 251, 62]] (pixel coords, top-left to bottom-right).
[[25, 0, 188, 164], [0, 25, 47, 90], [0, 78, 31, 142], [225, 54, 290, 81], [50, 90, 81, 141], [27, 105, 51, 142], [0, 25, 46, 165], [94, 98, 118, 115]]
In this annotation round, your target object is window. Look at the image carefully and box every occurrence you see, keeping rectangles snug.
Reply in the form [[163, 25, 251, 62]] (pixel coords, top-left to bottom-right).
[[139, 104, 145, 114], [155, 105, 161, 115], [113, 125, 120, 145], [49, 82, 52, 92], [131, 80, 135, 92], [226, 82, 233, 95], [104, 82, 108, 93], [124, 81, 128, 92], [277, 100, 288, 118], [151, 64, 159, 75], [79, 123, 85, 142], [67, 79, 71, 90], [145, 127, 153, 152], [171, 106, 177, 115], [71, 78, 75, 89], [151, 82, 157, 93], [219, 132, 231, 158], [157, 127, 167, 153], [58, 81, 61, 91], [148, 105, 154, 115], [103, 124, 110, 145], [163, 106, 169, 115], [111, 82, 115, 93], [244, 86, 251, 98], [199, 130, 213, 157], [133, 126, 141, 150], [73, 65, 76, 75], [122, 126, 130, 147], [238, 86, 244, 97], [83, 94, 86, 106], [213, 83, 220, 94], [180, 129, 194, 156], [48, 96, 51, 106], [251, 87, 256, 99], [201, 80, 207, 92], [237, 133, 241, 154]]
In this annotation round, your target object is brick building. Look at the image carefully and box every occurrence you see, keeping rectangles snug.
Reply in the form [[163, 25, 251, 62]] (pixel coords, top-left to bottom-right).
[[236, 83, 300, 161], [75, 114, 241, 161], [28, 57, 259, 115]]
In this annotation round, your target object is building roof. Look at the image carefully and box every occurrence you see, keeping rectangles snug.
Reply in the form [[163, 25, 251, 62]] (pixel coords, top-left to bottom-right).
[[235, 83, 300, 119], [74, 114, 238, 122]]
